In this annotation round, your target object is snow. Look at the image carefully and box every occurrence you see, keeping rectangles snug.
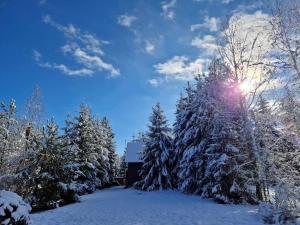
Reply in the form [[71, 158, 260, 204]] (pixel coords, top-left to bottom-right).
[[30, 186, 264, 225], [0, 190, 31, 224], [124, 140, 144, 162]]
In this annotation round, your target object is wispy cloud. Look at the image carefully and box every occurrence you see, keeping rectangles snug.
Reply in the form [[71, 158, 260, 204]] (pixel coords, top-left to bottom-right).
[[193, 0, 234, 4], [191, 35, 219, 56], [33, 50, 94, 76], [117, 14, 137, 27], [34, 15, 119, 77], [191, 16, 220, 32], [161, 0, 176, 20], [145, 40, 155, 54], [154, 56, 208, 80], [147, 79, 160, 87]]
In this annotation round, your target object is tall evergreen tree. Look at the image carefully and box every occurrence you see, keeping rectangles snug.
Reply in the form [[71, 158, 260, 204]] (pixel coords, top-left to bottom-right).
[[62, 104, 101, 193], [135, 103, 173, 191], [0, 100, 17, 175], [172, 84, 194, 188], [31, 118, 64, 210], [200, 62, 260, 204], [93, 117, 110, 187], [101, 117, 117, 183], [177, 75, 213, 194]]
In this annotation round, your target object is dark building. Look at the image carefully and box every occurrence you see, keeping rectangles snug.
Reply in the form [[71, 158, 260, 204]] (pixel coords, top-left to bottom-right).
[[124, 139, 144, 187], [126, 162, 143, 187]]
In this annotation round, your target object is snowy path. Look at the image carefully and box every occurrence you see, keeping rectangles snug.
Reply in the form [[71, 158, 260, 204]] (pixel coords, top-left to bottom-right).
[[30, 186, 264, 225]]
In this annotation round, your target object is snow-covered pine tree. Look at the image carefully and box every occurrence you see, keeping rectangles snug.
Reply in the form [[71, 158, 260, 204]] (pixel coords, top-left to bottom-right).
[[172, 86, 192, 188], [31, 118, 63, 210], [0, 99, 17, 175], [280, 87, 300, 137], [62, 104, 101, 194], [101, 117, 117, 184], [116, 154, 127, 178], [135, 103, 173, 191], [255, 96, 300, 223], [177, 74, 213, 194], [200, 61, 260, 204], [253, 96, 275, 202], [173, 82, 202, 191], [93, 117, 110, 187], [15, 123, 44, 203]]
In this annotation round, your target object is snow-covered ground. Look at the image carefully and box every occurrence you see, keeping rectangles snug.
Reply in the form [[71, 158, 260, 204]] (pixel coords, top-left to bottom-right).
[[30, 186, 264, 225]]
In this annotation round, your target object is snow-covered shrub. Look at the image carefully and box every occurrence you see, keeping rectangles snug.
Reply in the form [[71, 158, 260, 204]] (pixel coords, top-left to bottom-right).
[[59, 183, 79, 206], [0, 190, 31, 225], [30, 173, 61, 211]]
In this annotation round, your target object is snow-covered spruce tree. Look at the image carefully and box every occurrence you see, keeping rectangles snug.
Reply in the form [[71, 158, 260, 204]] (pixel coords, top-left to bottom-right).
[[201, 62, 260, 204], [253, 96, 275, 201], [134, 103, 173, 191], [101, 117, 117, 184], [93, 117, 110, 187], [172, 84, 194, 188], [29, 118, 65, 211], [255, 98, 300, 223], [116, 154, 127, 178], [280, 87, 300, 137], [62, 104, 101, 194], [0, 99, 17, 176], [14, 123, 43, 203], [177, 76, 212, 194]]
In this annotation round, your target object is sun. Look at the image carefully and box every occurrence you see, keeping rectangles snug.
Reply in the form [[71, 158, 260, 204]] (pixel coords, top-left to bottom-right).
[[239, 79, 255, 94]]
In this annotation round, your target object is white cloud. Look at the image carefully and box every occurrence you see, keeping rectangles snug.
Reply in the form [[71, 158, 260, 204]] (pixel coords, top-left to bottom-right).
[[154, 56, 208, 80], [224, 11, 272, 59], [33, 50, 94, 76], [35, 15, 119, 77], [117, 15, 137, 27], [161, 0, 176, 20], [147, 79, 159, 87], [193, 0, 234, 4], [191, 35, 219, 56], [191, 16, 220, 32], [222, 11, 274, 93], [145, 40, 155, 54]]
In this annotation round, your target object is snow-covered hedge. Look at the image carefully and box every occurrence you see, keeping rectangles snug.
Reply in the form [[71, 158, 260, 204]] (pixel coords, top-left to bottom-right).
[[0, 190, 31, 225]]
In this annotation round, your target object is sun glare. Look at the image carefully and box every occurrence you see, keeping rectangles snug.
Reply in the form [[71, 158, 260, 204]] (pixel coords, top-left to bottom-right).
[[239, 79, 255, 94]]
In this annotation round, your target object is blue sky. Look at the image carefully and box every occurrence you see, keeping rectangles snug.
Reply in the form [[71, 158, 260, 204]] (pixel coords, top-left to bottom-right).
[[0, 0, 265, 154]]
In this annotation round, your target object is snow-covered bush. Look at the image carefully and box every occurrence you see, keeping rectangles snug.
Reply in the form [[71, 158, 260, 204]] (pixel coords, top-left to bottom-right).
[[0, 190, 31, 225], [30, 173, 62, 211], [59, 183, 79, 206]]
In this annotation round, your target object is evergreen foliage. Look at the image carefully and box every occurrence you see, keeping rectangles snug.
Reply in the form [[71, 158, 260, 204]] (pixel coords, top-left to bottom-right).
[[135, 103, 173, 191]]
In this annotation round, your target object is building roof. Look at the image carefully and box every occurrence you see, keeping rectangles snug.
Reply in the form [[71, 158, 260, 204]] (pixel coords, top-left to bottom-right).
[[124, 139, 144, 163]]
